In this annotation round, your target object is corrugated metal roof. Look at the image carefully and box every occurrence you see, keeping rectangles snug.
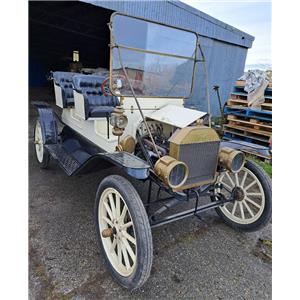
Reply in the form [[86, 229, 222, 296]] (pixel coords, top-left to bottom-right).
[[82, 0, 254, 48]]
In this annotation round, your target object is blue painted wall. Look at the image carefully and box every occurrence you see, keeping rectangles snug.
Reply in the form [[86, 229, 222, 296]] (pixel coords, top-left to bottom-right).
[[83, 0, 254, 116]]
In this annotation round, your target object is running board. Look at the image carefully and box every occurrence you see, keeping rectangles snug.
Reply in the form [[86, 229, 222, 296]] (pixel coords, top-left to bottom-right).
[[44, 143, 150, 179], [45, 144, 81, 176]]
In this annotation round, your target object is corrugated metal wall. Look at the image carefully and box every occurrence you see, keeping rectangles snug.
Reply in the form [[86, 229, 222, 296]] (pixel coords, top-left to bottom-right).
[[191, 37, 248, 114], [83, 0, 254, 116]]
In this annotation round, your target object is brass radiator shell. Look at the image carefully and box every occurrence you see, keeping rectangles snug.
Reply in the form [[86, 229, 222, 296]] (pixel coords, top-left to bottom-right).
[[169, 126, 220, 191]]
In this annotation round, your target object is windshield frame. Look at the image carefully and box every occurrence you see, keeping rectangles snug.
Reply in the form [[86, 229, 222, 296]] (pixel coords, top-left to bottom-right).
[[109, 12, 199, 99]]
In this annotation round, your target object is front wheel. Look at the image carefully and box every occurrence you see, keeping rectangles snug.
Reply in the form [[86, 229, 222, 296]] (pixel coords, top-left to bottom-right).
[[212, 160, 272, 232], [94, 175, 153, 290], [34, 119, 50, 168]]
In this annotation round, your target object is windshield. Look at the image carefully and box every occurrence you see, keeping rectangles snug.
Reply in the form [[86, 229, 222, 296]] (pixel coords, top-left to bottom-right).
[[110, 14, 198, 98]]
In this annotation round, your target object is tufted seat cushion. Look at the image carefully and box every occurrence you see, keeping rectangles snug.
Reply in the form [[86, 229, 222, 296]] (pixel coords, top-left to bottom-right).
[[89, 106, 115, 118], [72, 75, 119, 119], [52, 71, 79, 107]]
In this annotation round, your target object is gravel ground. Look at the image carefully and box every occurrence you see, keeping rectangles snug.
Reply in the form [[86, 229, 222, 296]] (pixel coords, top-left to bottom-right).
[[29, 91, 271, 299]]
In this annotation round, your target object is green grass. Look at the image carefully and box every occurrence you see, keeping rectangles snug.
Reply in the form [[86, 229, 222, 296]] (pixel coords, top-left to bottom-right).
[[250, 158, 272, 178]]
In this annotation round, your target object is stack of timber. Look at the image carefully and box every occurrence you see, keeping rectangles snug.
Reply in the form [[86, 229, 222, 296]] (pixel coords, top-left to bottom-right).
[[223, 80, 272, 147]]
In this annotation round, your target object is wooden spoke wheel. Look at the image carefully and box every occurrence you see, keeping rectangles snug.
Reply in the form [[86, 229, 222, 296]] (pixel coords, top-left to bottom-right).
[[95, 175, 153, 290], [34, 120, 50, 168], [212, 160, 272, 231]]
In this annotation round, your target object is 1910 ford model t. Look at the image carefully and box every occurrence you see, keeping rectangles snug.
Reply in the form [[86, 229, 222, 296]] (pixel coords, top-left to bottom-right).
[[32, 13, 272, 289]]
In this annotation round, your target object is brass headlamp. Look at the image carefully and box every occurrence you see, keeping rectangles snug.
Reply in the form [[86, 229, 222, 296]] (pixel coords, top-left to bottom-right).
[[154, 155, 189, 189], [110, 106, 128, 136], [218, 147, 245, 173]]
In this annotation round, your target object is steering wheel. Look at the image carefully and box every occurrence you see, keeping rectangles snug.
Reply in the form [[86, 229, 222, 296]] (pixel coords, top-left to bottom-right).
[[101, 78, 111, 97], [101, 74, 126, 97]]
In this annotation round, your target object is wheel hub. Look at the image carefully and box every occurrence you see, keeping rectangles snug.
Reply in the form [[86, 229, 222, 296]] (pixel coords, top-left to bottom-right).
[[101, 220, 125, 239], [101, 227, 115, 238], [232, 186, 245, 201]]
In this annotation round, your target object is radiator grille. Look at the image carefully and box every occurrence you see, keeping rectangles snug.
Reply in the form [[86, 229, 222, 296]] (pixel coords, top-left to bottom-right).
[[177, 141, 220, 188], [168, 126, 220, 190]]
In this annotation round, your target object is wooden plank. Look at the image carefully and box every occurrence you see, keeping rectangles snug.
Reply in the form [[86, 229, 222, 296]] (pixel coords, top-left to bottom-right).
[[261, 103, 272, 110], [231, 92, 272, 100], [224, 124, 272, 137], [223, 132, 269, 146], [261, 105, 272, 111], [262, 103, 272, 107], [236, 80, 272, 88], [236, 80, 246, 86], [227, 116, 272, 130], [228, 98, 272, 106], [231, 94, 247, 101], [228, 98, 248, 105], [227, 103, 272, 112], [225, 105, 272, 115], [232, 91, 247, 96], [223, 129, 270, 144]]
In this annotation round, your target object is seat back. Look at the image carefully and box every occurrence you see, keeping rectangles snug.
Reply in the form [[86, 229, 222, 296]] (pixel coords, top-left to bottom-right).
[[73, 75, 119, 106], [52, 72, 78, 108], [72, 75, 119, 119]]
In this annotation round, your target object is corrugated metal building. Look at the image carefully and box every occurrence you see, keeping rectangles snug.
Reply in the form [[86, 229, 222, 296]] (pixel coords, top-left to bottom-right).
[[29, 1, 254, 115]]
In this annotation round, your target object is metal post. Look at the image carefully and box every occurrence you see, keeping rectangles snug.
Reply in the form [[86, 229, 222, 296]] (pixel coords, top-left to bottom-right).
[[106, 114, 110, 140], [146, 179, 152, 213]]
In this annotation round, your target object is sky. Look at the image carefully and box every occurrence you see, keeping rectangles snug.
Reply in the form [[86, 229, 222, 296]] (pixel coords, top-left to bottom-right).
[[181, 0, 272, 70]]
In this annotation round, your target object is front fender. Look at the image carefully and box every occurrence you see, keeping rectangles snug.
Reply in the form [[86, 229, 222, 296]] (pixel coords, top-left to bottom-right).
[[220, 140, 271, 159], [32, 102, 58, 144], [71, 152, 150, 180]]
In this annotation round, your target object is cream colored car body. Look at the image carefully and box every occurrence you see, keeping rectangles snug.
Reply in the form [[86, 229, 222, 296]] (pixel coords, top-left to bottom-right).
[[59, 90, 206, 153]]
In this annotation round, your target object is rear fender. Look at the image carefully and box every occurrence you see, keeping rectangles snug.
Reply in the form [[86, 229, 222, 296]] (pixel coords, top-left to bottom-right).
[[32, 102, 58, 144]]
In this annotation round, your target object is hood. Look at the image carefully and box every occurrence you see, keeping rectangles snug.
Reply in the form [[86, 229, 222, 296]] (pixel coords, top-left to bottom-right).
[[147, 104, 207, 128]]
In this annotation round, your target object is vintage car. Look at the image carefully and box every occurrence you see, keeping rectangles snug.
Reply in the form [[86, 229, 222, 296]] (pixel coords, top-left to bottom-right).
[[33, 13, 272, 290]]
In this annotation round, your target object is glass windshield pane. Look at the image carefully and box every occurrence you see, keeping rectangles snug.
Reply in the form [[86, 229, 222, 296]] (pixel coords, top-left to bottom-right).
[[112, 48, 194, 97], [112, 14, 197, 57], [110, 14, 197, 98]]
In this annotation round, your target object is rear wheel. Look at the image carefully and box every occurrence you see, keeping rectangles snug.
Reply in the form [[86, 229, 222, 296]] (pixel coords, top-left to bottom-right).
[[95, 175, 153, 290], [212, 160, 272, 232], [34, 119, 50, 168]]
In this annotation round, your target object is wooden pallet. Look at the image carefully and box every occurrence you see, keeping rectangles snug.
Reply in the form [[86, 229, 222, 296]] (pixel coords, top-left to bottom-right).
[[222, 79, 272, 148], [227, 99, 272, 111], [227, 115, 272, 132], [236, 80, 272, 88], [223, 106, 272, 122], [223, 129, 270, 146], [233, 82, 272, 109], [224, 123, 271, 137], [231, 93, 272, 101], [230, 92, 272, 104], [234, 85, 272, 95]]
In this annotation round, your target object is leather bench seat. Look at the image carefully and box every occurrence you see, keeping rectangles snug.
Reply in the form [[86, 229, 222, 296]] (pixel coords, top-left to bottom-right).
[[72, 75, 119, 119], [52, 71, 79, 107], [89, 105, 116, 118]]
